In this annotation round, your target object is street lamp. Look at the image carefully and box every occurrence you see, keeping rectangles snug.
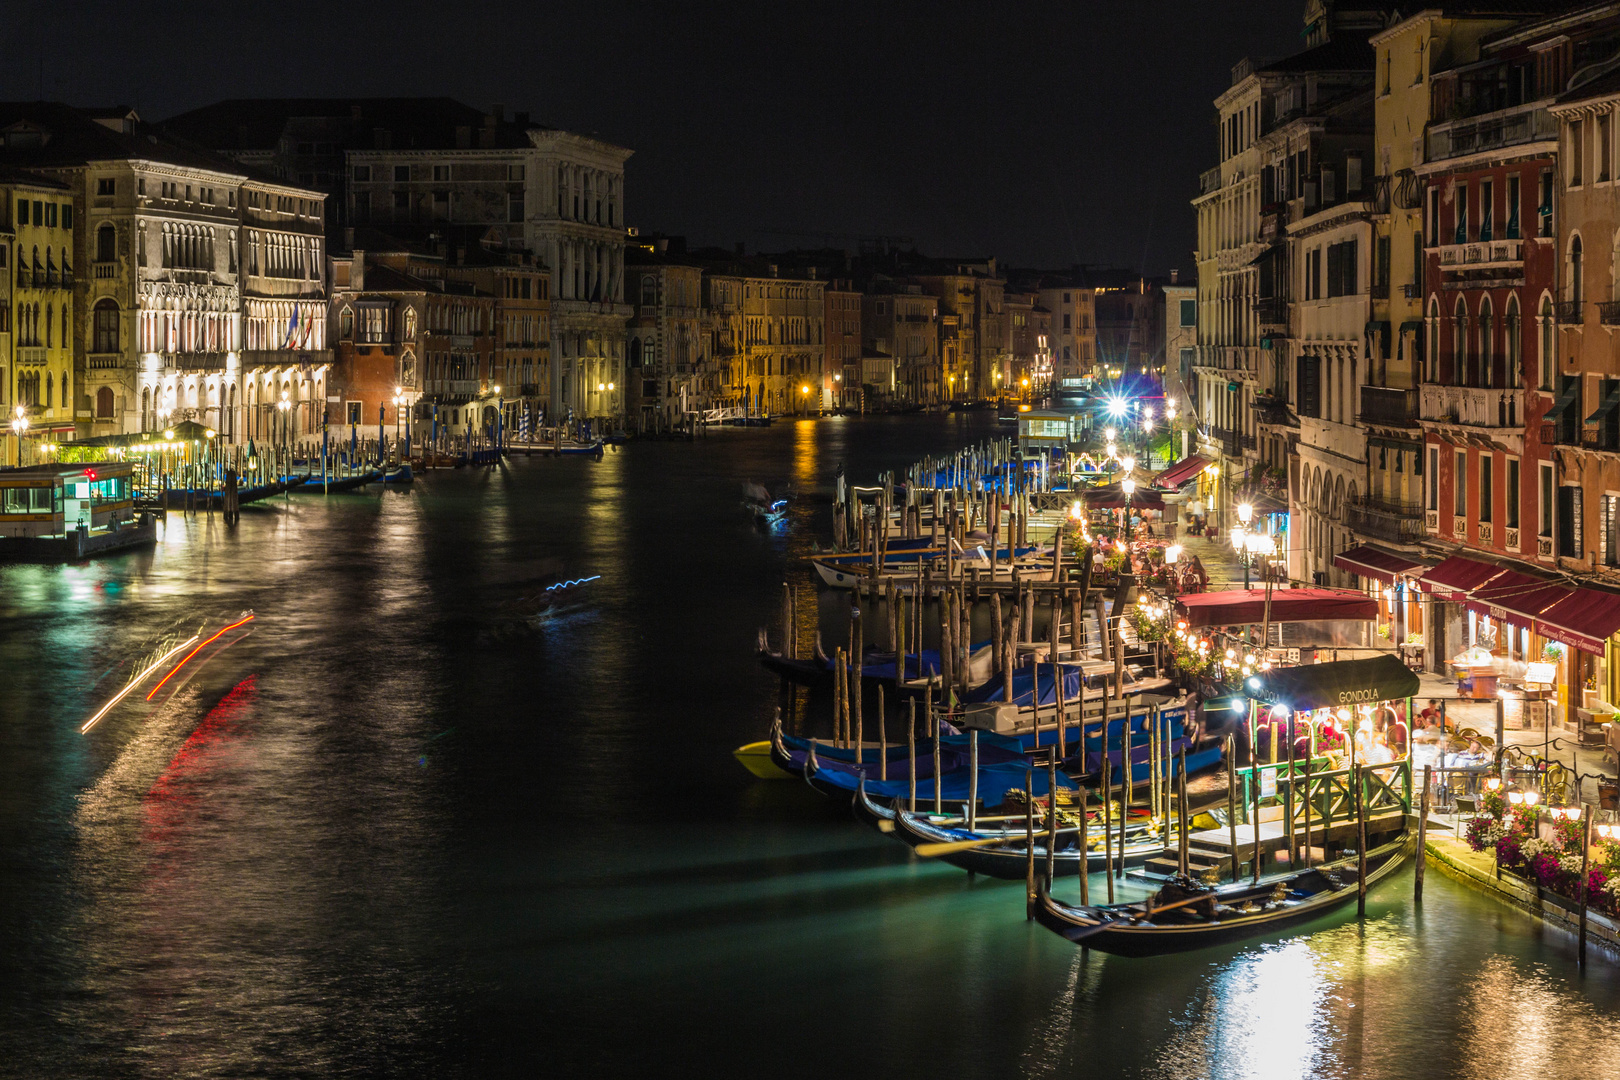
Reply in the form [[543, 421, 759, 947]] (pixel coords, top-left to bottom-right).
[[277, 390, 290, 461], [800, 383, 810, 416], [10, 405, 28, 467], [1237, 502, 1254, 528], [1121, 476, 1136, 538]]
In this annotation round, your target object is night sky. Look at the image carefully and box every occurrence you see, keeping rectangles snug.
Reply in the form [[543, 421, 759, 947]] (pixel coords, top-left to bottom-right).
[[7, 0, 1307, 273]]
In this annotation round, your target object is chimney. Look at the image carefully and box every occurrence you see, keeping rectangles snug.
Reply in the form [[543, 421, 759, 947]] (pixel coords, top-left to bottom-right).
[[655, 237, 668, 253], [1170, 269, 1179, 283], [352, 250, 365, 289]]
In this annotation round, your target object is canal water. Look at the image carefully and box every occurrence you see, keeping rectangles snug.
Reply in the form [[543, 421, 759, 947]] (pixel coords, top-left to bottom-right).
[[2, 413, 1619, 1079]]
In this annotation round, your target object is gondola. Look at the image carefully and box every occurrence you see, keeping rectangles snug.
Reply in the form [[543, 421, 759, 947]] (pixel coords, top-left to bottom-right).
[[294, 469, 383, 493], [1034, 835, 1413, 957], [779, 720, 1026, 790], [382, 463, 415, 483], [802, 740, 1075, 802], [868, 786, 1170, 877], [754, 631, 995, 691]]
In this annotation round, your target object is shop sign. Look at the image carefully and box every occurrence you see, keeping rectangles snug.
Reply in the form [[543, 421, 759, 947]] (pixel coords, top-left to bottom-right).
[[1260, 770, 1278, 799]]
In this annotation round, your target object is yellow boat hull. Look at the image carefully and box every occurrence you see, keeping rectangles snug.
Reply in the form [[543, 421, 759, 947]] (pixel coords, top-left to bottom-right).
[[733, 740, 793, 780]]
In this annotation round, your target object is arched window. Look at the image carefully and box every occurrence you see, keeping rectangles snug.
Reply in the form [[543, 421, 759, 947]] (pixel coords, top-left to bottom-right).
[[44, 303, 52, 348], [45, 371, 52, 407], [339, 306, 353, 340], [1572, 234, 1585, 308], [1506, 295, 1521, 387], [1540, 295, 1556, 390], [96, 224, 115, 262], [1453, 296, 1468, 386], [1479, 295, 1494, 387], [96, 386, 114, 418]]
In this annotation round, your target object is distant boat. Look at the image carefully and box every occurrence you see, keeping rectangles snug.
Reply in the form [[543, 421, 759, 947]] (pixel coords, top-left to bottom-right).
[[382, 463, 414, 483]]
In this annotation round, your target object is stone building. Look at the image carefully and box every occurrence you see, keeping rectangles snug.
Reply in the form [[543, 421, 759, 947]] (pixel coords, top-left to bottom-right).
[[910, 264, 1005, 402], [327, 248, 498, 443], [825, 282, 862, 411], [0, 102, 329, 443], [863, 288, 938, 408], [165, 100, 631, 424], [3, 169, 75, 460], [1162, 274, 1198, 421], [1037, 281, 1097, 386], [625, 244, 704, 424]]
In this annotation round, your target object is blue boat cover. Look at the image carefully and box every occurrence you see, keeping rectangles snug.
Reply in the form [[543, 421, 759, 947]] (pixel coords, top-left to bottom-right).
[[965, 663, 1086, 707], [828, 761, 1078, 803]]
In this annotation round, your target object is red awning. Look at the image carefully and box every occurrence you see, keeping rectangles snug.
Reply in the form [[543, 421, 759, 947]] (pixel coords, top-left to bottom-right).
[[1332, 544, 1425, 585], [1465, 570, 1571, 625], [1175, 587, 1379, 627], [1082, 484, 1166, 510], [1535, 586, 1620, 655], [1155, 454, 1212, 490], [1419, 555, 1507, 602]]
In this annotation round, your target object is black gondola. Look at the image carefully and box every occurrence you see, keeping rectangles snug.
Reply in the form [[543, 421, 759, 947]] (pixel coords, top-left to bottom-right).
[[880, 788, 1167, 878], [1034, 835, 1412, 957]]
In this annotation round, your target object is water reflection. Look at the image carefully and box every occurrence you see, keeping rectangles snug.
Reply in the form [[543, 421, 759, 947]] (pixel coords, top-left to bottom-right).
[[5, 416, 1620, 1077]]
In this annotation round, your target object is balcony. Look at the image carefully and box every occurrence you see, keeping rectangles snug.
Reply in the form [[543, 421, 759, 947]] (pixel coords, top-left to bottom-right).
[[1371, 282, 1389, 300], [1346, 495, 1426, 544], [1426, 102, 1556, 162], [16, 346, 47, 366], [1359, 385, 1418, 427], [1419, 384, 1520, 428], [88, 353, 121, 370], [519, 383, 540, 397], [1254, 296, 1287, 327], [1403, 283, 1422, 300], [94, 262, 117, 279], [1599, 301, 1620, 326], [1436, 239, 1523, 273], [1557, 300, 1585, 324]]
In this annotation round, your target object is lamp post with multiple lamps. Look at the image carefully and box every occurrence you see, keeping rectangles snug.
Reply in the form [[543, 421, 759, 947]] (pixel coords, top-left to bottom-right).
[[10, 405, 28, 468]]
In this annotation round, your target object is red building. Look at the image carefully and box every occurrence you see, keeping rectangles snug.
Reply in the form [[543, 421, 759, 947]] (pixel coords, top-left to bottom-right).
[[1419, 32, 1565, 573]]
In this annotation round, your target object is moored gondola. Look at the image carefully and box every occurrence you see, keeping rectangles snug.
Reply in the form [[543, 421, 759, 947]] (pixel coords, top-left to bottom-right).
[[1034, 835, 1412, 957], [887, 801, 1170, 878]]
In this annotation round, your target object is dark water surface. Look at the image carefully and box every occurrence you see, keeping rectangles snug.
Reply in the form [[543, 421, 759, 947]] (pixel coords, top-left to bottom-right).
[[3, 414, 1619, 1079]]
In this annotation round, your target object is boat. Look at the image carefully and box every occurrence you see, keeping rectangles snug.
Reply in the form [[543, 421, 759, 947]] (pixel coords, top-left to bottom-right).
[[809, 543, 1043, 588], [754, 631, 996, 691], [774, 719, 1024, 788], [293, 469, 383, 493], [1034, 835, 1413, 957], [959, 661, 1179, 738], [876, 787, 1171, 877], [156, 477, 301, 508], [802, 740, 1074, 802], [733, 741, 790, 779], [382, 463, 415, 483]]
